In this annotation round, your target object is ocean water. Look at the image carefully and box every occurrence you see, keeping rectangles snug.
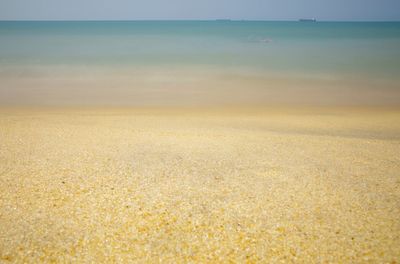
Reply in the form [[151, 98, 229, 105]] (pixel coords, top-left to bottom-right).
[[0, 21, 400, 106]]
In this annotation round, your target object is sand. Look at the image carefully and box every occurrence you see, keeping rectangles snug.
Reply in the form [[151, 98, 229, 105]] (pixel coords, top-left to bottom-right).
[[2, 66, 400, 107], [0, 107, 399, 262]]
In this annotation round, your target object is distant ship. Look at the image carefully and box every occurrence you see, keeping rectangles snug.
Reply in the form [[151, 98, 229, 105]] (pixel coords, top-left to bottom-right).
[[216, 19, 231, 22], [299, 18, 317, 22]]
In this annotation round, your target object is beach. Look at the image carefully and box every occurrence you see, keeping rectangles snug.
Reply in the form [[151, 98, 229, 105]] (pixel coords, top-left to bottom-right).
[[1, 107, 399, 262], [1, 20, 400, 262]]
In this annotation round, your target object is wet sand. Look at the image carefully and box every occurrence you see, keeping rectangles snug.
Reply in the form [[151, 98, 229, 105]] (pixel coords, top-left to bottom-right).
[[1, 66, 400, 107], [0, 107, 400, 262]]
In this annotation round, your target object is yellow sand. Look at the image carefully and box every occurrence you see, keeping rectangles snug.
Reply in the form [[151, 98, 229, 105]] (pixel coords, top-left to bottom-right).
[[0, 107, 399, 262]]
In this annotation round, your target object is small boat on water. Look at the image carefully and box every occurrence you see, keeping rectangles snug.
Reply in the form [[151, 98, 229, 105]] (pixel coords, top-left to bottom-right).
[[299, 18, 317, 22]]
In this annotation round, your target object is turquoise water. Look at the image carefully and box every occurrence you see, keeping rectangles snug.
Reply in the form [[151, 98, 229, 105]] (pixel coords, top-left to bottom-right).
[[1, 21, 400, 78], [0, 21, 400, 106]]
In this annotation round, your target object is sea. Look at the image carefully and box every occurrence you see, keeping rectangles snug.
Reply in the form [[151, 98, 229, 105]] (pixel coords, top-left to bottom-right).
[[0, 21, 399, 106]]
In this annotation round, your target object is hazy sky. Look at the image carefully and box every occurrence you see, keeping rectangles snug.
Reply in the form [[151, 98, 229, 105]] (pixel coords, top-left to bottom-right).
[[0, 0, 399, 21]]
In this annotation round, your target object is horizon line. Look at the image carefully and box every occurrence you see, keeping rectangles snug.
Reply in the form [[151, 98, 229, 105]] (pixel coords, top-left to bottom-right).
[[0, 19, 400, 23]]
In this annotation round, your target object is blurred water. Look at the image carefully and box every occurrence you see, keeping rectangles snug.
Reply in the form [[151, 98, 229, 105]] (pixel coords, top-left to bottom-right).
[[0, 21, 400, 106], [1, 21, 400, 78]]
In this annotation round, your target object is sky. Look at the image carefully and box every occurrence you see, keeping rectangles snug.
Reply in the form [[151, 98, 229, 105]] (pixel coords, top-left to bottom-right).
[[0, 0, 399, 21]]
